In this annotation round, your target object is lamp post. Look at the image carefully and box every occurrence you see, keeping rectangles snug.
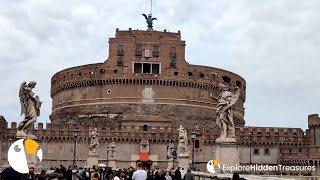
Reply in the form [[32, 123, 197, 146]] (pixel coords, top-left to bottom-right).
[[247, 132, 253, 165], [106, 144, 110, 167], [191, 130, 196, 171], [73, 127, 79, 170]]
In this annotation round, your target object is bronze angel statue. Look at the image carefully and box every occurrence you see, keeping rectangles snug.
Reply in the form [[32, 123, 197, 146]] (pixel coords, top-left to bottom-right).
[[89, 128, 99, 155], [142, 13, 157, 30], [17, 81, 42, 139], [210, 84, 240, 142]]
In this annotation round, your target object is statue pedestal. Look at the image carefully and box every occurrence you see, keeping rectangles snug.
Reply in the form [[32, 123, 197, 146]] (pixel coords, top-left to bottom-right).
[[215, 141, 240, 173], [87, 154, 99, 168], [108, 160, 116, 168], [167, 159, 174, 171], [178, 154, 190, 170]]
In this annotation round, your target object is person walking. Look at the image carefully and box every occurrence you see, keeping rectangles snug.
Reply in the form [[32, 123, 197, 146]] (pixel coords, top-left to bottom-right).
[[132, 162, 147, 180]]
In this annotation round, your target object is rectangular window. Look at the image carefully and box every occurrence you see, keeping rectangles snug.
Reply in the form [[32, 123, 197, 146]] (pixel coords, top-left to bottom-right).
[[134, 63, 142, 73], [211, 73, 216, 80], [152, 64, 160, 74], [153, 46, 159, 52], [118, 45, 123, 51], [118, 45, 124, 56], [264, 149, 270, 155], [195, 140, 200, 149], [170, 47, 176, 53], [153, 46, 159, 57], [134, 62, 160, 74], [143, 63, 151, 74], [136, 45, 141, 51], [253, 149, 259, 155]]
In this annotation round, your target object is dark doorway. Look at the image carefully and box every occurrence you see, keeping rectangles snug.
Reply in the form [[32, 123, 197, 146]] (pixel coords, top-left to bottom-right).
[[137, 160, 152, 170], [142, 162, 151, 170]]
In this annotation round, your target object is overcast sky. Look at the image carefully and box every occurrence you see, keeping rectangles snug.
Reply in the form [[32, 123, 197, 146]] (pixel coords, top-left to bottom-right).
[[1, 0, 319, 130]]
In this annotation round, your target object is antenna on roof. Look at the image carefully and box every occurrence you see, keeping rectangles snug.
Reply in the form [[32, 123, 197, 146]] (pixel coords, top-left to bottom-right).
[[142, 0, 157, 31], [150, 0, 153, 15]]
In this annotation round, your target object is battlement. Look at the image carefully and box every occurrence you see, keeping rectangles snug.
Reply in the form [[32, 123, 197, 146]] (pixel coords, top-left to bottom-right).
[[238, 126, 306, 137], [308, 114, 320, 127], [114, 29, 182, 41]]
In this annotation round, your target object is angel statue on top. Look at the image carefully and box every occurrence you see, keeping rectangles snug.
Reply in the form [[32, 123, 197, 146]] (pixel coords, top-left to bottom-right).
[[17, 81, 42, 139], [89, 128, 99, 155], [210, 84, 240, 143], [142, 13, 157, 30]]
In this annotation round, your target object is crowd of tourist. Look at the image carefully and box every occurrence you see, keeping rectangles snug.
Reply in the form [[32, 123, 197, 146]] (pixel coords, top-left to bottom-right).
[[0, 162, 246, 180]]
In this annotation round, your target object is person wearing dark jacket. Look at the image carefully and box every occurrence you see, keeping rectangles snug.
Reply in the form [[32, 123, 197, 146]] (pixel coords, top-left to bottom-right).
[[183, 169, 193, 180], [0, 167, 21, 180], [174, 168, 181, 180]]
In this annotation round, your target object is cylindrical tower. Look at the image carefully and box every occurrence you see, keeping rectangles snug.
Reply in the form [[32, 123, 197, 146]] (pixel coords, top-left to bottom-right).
[[50, 29, 246, 131]]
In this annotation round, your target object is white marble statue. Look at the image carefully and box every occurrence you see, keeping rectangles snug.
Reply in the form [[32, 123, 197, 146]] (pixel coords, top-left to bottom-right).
[[17, 81, 42, 139], [210, 84, 240, 143], [89, 128, 99, 155], [109, 142, 116, 159], [177, 125, 188, 155], [167, 143, 175, 160]]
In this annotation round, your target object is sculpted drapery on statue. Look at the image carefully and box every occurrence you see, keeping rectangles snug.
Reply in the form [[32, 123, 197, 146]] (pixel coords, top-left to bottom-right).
[[89, 128, 99, 155], [177, 125, 188, 155], [167, 143, 175, 160], [17, 81, 42, 139], [210, 84, 240, 143], [142, 13, 157, 30]]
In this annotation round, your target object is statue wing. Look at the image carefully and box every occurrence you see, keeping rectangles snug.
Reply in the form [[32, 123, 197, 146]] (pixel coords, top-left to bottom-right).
[[152, 18, 157, 20], [19, 81, 27, 116], [142, 14, 147, 19]]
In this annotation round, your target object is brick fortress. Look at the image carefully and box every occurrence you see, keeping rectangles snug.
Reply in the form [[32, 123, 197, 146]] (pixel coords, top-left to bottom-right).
[[0, 28, 319, 175]]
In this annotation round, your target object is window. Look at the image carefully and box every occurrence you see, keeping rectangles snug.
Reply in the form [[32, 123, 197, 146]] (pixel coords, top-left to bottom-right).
[[118, 45, 123, 51], [253, 149, 259, 155], [195, 140, 200, 149], [264, 149, 270, 155], [89, 71, 94, 75], [117, 56, 123, 65], [153, 46, 159, 57], [236, 81, 242, 87], [134, 63, 142, 73], [222, 76, 231, 83], [170, 59, 176, 68], [143, 63, 151, 74], [134, 62, 160, 74], [117, 45, 124, 56], [152, 64, 160, 74], [299, 148, 302, 153], [143, 124, 148, 132], [170, 47, 176, 58], [257, 132, 262, 136], [113, 70, 118, 73], [199, 73, 204, 78], [78, 72, 82, 76], [100, 69, 106, 73], [135, 45, 142, 56], [188, 72, 193, 77], [211, 73, 216, 80], [174, 72, 179, 76]]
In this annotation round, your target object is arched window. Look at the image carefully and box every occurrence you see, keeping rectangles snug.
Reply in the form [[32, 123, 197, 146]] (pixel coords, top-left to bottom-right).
[[236, 81, 241, 87], [222, 76, 231, 83]]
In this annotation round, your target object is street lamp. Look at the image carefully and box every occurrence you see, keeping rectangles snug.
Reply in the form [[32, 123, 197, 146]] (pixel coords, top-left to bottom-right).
[[247, 132, 253, 165], [191, 130, 197, 171], [73, 127, 80, 170], [106, 144, 110, 167]]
